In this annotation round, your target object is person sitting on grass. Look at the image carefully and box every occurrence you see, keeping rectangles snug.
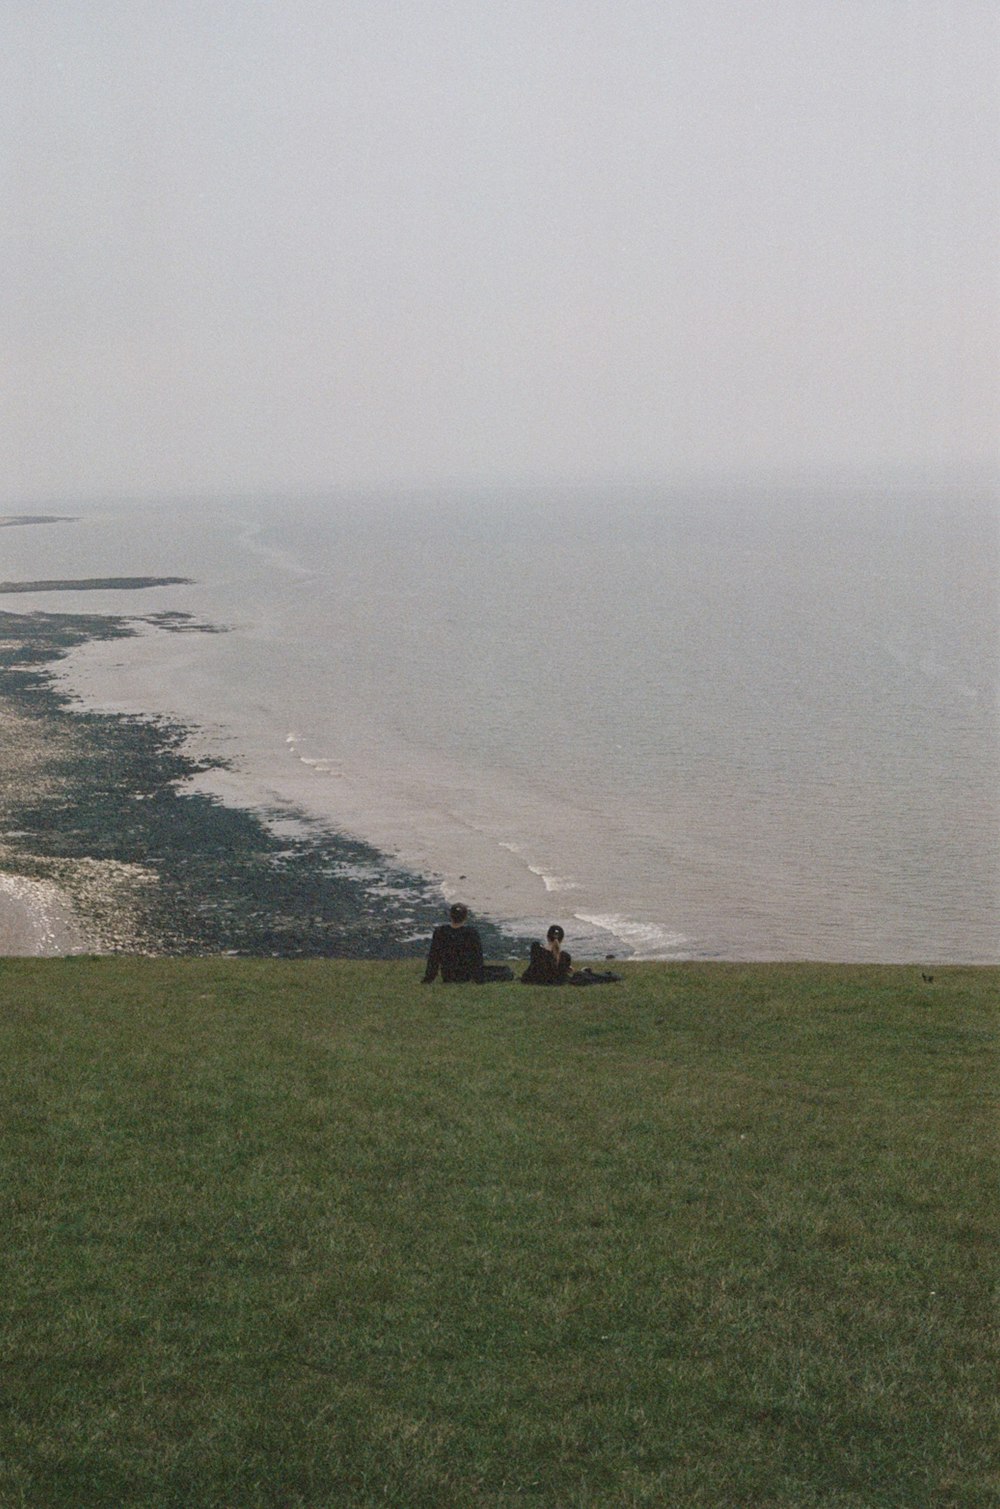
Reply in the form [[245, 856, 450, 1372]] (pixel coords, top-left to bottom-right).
[[422, 902, 485, 984], [520, 924, 572, 985]]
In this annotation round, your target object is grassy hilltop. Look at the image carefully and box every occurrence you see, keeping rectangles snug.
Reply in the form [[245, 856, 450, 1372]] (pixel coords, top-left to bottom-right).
[[0, 959, 996, 1507]]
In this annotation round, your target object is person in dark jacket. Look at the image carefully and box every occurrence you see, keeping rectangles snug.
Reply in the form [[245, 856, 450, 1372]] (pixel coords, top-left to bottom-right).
[[520, 924, 572, 985], [422, 903, 485, 983]]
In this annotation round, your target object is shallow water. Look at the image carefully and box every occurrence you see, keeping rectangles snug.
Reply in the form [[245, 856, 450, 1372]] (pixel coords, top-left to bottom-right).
[[8, 479, 997, 961]]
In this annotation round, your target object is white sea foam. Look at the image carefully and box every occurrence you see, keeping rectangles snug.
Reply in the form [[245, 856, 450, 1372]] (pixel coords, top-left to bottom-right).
[[498, 843, 579, 893], [526, 865, 580, 894], [295, 753, 341, 777], [574, 912, 689, 959]]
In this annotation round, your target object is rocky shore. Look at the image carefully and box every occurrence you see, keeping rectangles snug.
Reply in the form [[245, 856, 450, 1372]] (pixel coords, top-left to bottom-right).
[[0, 607, 519, 959]]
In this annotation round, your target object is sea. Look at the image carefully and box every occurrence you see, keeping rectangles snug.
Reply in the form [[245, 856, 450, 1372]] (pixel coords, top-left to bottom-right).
[[4, 478, 997, 962]]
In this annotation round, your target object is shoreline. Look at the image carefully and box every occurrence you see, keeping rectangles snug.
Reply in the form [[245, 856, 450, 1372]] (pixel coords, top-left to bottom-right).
[[6, 499, 994, 967], [0, 606, 525, 960]]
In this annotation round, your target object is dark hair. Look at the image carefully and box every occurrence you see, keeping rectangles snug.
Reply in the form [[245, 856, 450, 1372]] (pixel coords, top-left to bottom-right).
[[546, 924, 565, 944], [450, 903, 469, 925]]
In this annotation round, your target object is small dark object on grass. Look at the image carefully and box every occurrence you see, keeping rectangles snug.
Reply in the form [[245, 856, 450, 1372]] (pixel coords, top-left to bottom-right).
[[922, 972, 935, 984], [569, 968, 622, 987], [606, 953, 616, 960]]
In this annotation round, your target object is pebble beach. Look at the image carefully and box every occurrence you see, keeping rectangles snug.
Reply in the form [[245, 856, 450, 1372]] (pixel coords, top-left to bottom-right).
[[0, 874, 83, 955], [0, 656, 86, 954]]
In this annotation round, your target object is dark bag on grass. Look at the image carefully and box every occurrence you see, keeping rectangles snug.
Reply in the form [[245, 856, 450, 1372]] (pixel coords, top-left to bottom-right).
[[483, 964, 515, 983], [568, 968, 622, 987]]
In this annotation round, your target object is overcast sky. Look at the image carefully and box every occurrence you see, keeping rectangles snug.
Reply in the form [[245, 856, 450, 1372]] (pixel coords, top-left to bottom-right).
[[3, 1, 997, 504]]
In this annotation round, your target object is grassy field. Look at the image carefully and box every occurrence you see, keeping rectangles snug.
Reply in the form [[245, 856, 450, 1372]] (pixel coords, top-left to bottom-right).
[[0, 959, 995, 1507]]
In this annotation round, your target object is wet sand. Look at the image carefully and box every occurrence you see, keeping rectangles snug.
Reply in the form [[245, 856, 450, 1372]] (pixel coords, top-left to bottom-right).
[[0, 874, 85, 955]]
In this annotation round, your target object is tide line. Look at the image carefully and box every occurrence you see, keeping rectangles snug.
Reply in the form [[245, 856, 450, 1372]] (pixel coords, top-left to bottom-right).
[[498, 841, 581, 895], [575, 911, 688, 959]]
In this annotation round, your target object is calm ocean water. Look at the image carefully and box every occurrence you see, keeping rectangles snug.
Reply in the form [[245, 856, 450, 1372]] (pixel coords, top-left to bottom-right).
[[7, 480, 998, 961]]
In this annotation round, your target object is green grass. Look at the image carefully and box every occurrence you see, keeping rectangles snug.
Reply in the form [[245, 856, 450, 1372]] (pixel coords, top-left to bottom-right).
[[0, 960, 995, 1507]]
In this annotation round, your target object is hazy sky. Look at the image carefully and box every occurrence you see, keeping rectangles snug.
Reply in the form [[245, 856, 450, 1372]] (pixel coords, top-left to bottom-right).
[[3, 1, 997, 503]]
